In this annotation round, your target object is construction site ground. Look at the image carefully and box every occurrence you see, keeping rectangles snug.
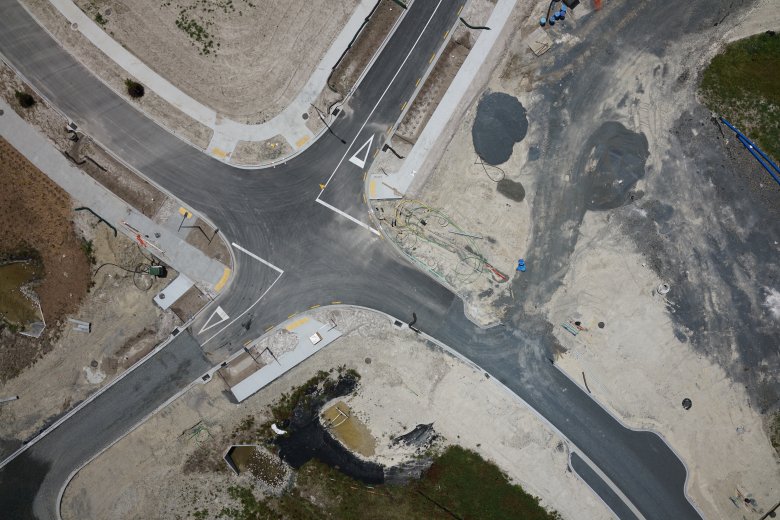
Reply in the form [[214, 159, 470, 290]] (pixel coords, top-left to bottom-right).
[[374, 1, 780, 519], [61, 308, 611, 520], [0, 141, 176, 460]]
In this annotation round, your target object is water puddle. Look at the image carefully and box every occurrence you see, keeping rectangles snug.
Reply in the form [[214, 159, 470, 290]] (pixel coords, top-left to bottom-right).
[[0, 261, 41, 327], [322, 401, 376, 457]]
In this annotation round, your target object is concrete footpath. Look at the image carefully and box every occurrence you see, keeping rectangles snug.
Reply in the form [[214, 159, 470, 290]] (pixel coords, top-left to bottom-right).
[[370, 0, 518, 200], [42, 0, 377, 163], [0, 98, 231, 296]]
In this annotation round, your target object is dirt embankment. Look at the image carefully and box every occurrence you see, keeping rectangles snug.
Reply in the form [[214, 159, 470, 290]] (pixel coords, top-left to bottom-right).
[[0, 137, 91, 381]]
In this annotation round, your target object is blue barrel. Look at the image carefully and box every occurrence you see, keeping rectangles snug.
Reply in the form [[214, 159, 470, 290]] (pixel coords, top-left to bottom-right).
[[559, 11, 565, 20], [540, 16, 546, 26], [549, 16, 555, 25]]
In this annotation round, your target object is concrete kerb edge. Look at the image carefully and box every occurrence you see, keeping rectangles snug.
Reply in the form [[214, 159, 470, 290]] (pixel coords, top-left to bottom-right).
[[0, 41, 237, 290], [54, 350, 211, 520], [0, 267, 223, 473], [11, 0, 222, 156], [361, 2, 460, 196], [51, 302, 622, 520], [224, 0, 415, 170], [404, 0, 518, 199], [346, 0, 416, 100], [552, 362, 706, 519], [566, 450, 629, 520]]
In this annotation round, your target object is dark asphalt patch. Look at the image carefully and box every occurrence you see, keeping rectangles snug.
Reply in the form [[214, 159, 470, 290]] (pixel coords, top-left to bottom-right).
[[497, 178, 526, 202], [578, 121, 649, 211], [472, 92, 528, 165]]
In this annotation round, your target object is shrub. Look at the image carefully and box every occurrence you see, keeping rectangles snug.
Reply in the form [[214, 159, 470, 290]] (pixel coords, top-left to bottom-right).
[[14, 91, 35, 108], [124, 79, 145, 99]]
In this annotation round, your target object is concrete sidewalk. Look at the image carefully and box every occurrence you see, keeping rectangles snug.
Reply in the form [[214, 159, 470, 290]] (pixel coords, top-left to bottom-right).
[[0, 98, 231, 296], [369, 0, 517, 200], [41, 0, 377, 164]]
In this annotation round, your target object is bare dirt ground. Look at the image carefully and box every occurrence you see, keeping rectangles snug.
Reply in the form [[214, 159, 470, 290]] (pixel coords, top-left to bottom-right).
[[0, 137, 91, 380], [329, 0, 402, 97], [20, 0, 214, 148], [230, 135, 292, 166], [61, 308, 611, 520], [75, 0, 359, 123]]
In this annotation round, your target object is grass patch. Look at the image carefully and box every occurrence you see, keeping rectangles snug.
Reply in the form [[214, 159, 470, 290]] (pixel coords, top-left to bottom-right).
[[770, 412, 780, 454], [216, 446, 560, 520], [699, 31, 780, 164]]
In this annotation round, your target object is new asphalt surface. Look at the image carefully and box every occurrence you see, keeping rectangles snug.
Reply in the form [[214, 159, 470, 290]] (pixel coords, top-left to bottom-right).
[[0, 0, 704, 518]]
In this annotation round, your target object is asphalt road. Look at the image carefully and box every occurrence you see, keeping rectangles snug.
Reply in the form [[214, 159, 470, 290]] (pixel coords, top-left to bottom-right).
[[0, 0, 707, 518]]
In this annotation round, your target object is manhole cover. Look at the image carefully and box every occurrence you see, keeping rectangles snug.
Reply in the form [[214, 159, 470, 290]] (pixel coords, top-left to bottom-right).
[[0, 109, 4, 116], [597, 321, 605, 329], [682, 398, 692, 410], [302, 113, 309, 120], [657, 283, 670, 295], [71, 23, 78, 30], [364, 357, 371, 364]]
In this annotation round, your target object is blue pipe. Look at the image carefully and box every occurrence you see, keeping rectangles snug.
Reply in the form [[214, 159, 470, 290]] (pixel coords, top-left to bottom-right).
[[720, 117, 780, 187]]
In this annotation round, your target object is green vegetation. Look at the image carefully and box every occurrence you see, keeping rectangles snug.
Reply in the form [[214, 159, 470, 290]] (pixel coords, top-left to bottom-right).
[[124, 79, 145, 99], [80, 239, 96, 265], [700, 31, 780, 163], [94, 12, 107, 27], [770, 412, 780, 454], [14, 90, 35, 108], [215, 446, 560, 520]]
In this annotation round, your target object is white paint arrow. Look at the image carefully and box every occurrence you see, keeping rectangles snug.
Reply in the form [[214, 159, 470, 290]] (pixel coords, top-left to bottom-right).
[[199, 306, 229, 334], [348, 135, 374, 169]]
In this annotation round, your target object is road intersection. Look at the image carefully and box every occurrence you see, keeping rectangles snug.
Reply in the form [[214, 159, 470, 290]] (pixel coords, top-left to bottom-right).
[[0, 0, 703, 518]]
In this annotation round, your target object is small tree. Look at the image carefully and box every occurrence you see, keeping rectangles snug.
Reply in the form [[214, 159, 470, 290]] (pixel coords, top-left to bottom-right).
[[14, 90, 35, 108], [124, 79, 145, 99]]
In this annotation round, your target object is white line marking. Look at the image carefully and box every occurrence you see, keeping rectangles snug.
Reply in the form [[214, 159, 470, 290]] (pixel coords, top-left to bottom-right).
[[198, 305, 229, 334], [348, 135, 374, 168], [202, 271, 284, 346], [318, 0, 447, 197], [316, 198, 380, 236], [231, 242, 284, 274]]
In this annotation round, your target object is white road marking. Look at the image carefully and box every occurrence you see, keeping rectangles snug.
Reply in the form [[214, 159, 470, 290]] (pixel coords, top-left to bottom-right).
[[201, 271, 285, 346], [198, 306, 229, 334], [316, 198, 380, 236], [317, 0, 447, 197], [348, 135, 374, 169], [231, 242, 284, 274]]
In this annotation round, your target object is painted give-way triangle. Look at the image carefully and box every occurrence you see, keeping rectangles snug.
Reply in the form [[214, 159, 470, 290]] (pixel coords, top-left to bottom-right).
[[348, 135, 374, 169], [199, 305, 229, 334]]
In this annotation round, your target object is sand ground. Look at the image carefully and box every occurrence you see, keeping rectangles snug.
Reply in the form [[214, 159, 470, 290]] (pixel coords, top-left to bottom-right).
[[375, 0, 780, 517], [549, 212, 779, 519], [61, 307, 612, 520], [75, 0, 359, 122]]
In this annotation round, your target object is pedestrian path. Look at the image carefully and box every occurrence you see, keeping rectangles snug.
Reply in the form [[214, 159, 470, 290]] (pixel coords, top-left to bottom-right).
[[0, 98, 231, 295], [44, 0, 377, 163]]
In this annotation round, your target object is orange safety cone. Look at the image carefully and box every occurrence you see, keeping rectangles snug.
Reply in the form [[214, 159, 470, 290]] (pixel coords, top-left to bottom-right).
[[594, 0, 603, 9]]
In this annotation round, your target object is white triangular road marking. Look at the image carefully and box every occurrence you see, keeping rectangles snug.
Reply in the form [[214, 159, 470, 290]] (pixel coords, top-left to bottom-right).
[[199, 306, 229, 334], [348, 135, 374, 169]]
